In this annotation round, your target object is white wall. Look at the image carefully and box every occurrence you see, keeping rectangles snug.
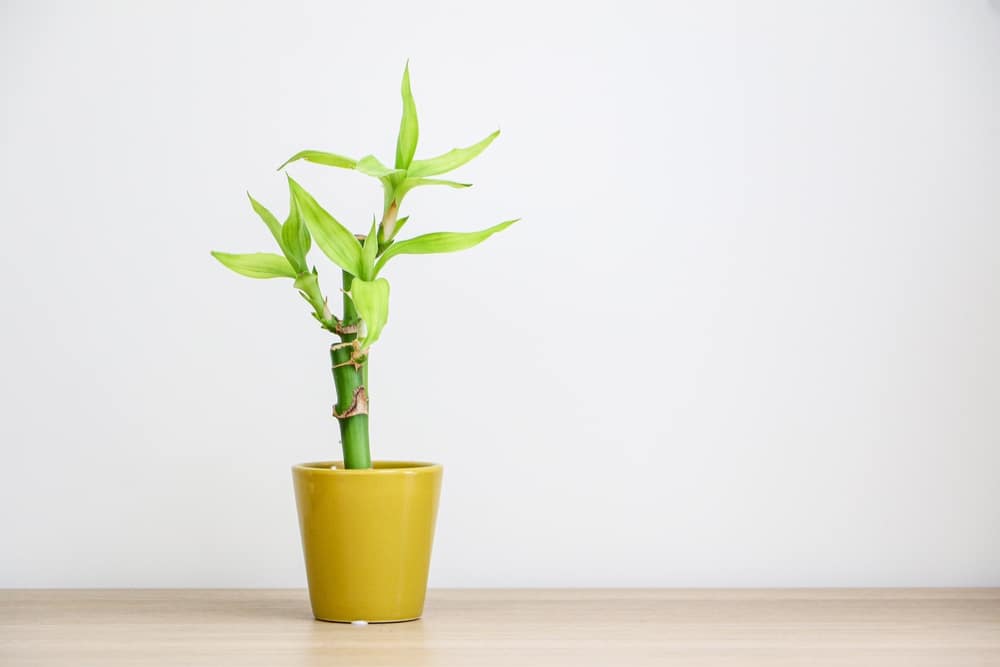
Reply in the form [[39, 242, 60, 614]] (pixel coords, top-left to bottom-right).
[[1, 0, 998, 588]]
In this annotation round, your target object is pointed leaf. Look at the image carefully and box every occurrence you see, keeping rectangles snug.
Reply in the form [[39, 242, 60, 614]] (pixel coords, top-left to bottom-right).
[[295, 202, 311, 257], [374, 219, 518, 275], [211, 251, 297, 279], [394, 63, 419, 170], [394, 215, 410, 236], [349, 277, 390, 348], [248, 193, 283, 247], [396, 178, 471, 200], [377, 215, 409, 247], [409, 178, 471, 188], [361, 218, 378, 280], [356, 155, 405, 179], [285, 184, 312, 260], [280, 205, 309, 273], [278, 150, 358, 171], [287, 176, 362, 276], [406, 130, 500, 178], [284, 180, 311, 261]]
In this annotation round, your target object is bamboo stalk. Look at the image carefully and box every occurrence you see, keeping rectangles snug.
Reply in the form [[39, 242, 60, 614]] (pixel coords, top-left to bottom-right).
[[330, 270, 371, 469]]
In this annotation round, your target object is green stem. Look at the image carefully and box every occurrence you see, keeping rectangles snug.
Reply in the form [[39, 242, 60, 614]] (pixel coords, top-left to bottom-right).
[[294, 272, 338, 332], [331, 270, 371, 469]]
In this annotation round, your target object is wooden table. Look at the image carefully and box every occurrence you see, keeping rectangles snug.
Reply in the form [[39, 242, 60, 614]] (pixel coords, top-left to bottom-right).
[[2, 589, 998, 666]]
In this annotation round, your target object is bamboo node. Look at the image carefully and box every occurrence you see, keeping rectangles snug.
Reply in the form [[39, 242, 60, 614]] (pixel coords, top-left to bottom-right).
[[333, 321, 360, 335], [333, 386, 369, 419]]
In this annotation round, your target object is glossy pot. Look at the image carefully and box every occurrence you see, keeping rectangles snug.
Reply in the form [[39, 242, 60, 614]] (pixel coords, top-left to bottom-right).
[[292, 461, 443, 622]]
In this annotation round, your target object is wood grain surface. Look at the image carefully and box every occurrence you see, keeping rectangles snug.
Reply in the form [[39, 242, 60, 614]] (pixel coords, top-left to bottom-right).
[[2, 589, 999, 666]]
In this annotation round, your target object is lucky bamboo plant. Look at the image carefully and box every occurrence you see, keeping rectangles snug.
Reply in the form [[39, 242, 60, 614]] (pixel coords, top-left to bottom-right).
[[212, 64, 516, 469]]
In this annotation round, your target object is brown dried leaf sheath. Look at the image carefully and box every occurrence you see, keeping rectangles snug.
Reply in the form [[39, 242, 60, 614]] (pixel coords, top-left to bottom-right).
[[333, 386, 369, 419]]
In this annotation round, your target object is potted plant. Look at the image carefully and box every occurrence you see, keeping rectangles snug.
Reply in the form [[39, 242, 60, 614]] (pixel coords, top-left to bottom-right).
[[211, 64, 517, 623]]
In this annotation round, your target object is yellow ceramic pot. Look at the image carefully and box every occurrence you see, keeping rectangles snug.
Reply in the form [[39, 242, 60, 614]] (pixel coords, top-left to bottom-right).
[[292, 461, 443, 623]]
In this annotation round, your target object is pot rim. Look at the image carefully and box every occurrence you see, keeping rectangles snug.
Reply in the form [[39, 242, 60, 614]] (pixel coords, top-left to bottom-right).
[[293, 460, 442, 475]]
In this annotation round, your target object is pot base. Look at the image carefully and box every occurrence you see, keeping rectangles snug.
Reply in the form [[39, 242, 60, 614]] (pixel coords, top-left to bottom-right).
[[314, 615, 422, 624]]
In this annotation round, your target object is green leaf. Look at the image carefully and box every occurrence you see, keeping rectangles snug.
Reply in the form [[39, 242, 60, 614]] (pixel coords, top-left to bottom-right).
[[408, 178, 471, 188], [280, 203, 309, 273], [395, 178, 471, 200], [349, 277, 390, 348], [394, 62, 419, 170], [211, 251, 297, 279], [361, 217, 378, 281], [394, 215, 410, 235], [277, 150, 358, 171], [287, 176, 362, 276], [406, 130, 500, 178], [377, 215, 410, 247], [247, 193, 283, 247], [287, 186, 312, 258], [374, 219, 518, 275], [356, 155, 405, 179]]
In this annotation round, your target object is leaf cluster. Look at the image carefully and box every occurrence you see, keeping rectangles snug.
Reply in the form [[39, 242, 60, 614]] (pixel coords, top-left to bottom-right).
[[212, 63, 517, 350]]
